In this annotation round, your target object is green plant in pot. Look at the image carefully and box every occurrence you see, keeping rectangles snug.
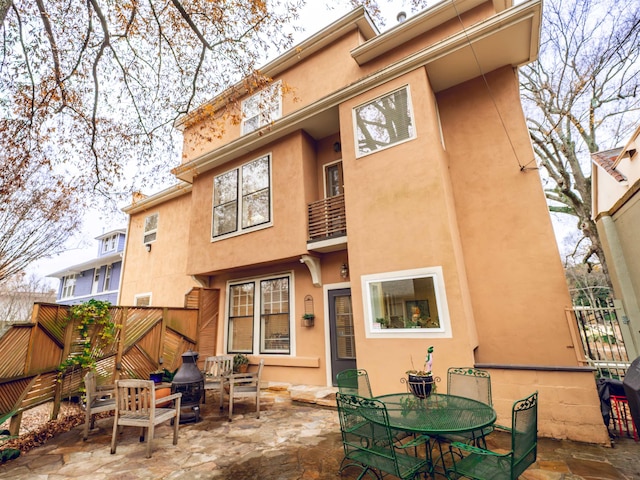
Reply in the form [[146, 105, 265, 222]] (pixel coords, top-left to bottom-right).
[[406, 345, 435, 398], [233, 353, 250, 373]]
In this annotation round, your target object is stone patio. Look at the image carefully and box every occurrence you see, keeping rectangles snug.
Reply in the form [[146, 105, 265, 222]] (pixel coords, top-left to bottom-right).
[[0, 384, 638, 479]]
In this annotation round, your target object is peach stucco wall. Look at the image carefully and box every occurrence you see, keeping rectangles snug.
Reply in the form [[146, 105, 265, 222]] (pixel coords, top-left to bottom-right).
[[337, 67, 480, 392], [120, 193, 199, 307], [185, 131, 316, 275]]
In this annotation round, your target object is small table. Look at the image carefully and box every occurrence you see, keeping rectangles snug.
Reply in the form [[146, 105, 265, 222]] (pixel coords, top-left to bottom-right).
[[376, 393, 496, 474], [376, 393, 496, 436]]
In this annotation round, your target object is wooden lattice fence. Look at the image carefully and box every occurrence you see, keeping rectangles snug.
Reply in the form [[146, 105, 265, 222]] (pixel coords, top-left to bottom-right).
[[0, 301, 201, 435]]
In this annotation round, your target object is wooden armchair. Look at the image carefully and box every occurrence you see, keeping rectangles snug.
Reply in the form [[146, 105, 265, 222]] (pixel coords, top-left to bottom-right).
[[225, 359, 264, 422], [202, 355, 233, 408], [110, 379, 182, 458], [83, 370, 116, 441]]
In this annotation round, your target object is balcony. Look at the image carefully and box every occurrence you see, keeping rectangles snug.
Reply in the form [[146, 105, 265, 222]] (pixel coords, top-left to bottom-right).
[[307, 194, 347, 252]]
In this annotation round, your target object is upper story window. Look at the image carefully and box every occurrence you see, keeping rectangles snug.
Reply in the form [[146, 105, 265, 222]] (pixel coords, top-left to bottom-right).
[[103, 264, 113, 291], [353, 85, 416, 158], [227, 274, 291, 355], [212, 154, 271, 239], [361, 267, 452, 339], [241, 81, 282, 135], [102, 234, 117, 253], [62, 275, 77, 299], [144, 213, 158, 244]]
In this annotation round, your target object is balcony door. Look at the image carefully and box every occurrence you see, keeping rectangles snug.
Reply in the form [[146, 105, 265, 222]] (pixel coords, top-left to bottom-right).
[[325, 161, 343, 198], [329, 288, 356, 385]]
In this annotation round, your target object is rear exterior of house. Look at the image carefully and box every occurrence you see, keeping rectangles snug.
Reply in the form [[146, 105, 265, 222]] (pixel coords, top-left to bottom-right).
[[48, 229, 126, 306], [119, 0, 609, 443]]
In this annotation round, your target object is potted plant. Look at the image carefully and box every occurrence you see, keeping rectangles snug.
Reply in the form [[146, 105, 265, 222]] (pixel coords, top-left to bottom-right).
[[406, 346, 435, 398], [233, 353, 250, 373], [302, 313, 315, 327], [375, 317, 389, 329]]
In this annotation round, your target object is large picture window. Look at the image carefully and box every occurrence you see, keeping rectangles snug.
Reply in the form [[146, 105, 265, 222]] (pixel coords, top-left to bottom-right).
[[362, 267, 451, 339], [241, 81, 282, 135], [227, 275, 291, 355], [212, 155, 271, 238], [353, 86, 415, 157]]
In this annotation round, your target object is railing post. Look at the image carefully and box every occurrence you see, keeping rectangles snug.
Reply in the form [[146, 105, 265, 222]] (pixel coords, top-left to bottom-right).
[[114, 307, 128, 382]]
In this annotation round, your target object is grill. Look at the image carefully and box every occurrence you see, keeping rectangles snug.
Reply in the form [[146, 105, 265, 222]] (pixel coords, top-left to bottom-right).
[[171, 350, 205, 423]]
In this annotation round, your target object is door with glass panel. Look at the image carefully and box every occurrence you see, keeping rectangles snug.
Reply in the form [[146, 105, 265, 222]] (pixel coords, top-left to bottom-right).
[[329, 288, 356, 384]]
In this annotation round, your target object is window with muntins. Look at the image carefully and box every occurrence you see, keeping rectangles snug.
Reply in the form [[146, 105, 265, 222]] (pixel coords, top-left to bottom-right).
[[144, 213, 158, 244], [241, 81, 282, 135], [353, 86, 415, 157], [212, 155, 271, 238], [102, 234, 117, 253], [361, 267, 452, 339], [227, 275, 291, 355], [135, 294, 151, 306], [62, 275, 77, 298]]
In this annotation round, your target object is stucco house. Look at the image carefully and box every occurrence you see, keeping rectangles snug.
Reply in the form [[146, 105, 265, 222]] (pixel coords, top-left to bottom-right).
[[119, 0, 608, 443], [48, 229, 126, 306], [592, 125, 640, 363]]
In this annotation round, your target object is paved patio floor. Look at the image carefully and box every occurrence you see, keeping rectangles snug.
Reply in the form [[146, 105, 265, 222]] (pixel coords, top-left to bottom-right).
[[0, 385, 639, 479]]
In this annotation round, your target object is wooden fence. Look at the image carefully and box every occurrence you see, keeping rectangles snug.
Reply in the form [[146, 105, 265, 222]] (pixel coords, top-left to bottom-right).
[[0, 299, 204, 435]]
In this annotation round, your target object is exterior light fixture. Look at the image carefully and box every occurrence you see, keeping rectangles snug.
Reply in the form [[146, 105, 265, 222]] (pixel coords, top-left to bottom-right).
[[333, 142, 341, 152], [340, 263, 349, 279], [145, 243, 152, 252]]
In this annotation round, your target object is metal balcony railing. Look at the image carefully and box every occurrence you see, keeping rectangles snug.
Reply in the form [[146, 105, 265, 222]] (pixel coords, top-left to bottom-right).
[[307, 194, 346, 242]]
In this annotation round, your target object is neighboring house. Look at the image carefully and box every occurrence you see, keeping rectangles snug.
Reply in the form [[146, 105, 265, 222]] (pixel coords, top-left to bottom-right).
[[120, 1, 608, 443], [48, 229, 126, 306], [592, 125, 640, 362]]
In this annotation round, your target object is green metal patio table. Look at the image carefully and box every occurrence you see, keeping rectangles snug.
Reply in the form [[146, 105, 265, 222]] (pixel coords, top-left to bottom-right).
[[374, 392, 497, 477], [375, 392, 496, 436]]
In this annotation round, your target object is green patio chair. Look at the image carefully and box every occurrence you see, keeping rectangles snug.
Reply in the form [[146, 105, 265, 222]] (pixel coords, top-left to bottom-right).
[[336, 369, 373, 397], [441, 367, 493, 448], [446, 391, 538, 480], [336, 392, 433, 480]]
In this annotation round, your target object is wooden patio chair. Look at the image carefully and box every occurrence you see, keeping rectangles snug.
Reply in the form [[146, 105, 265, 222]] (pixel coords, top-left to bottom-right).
[[336, 392, 433, 479], [446, 391, 538, 480], [225, 359, 264, 422], [336, 369, 373, 397], [83, 370, 116, 441], [202, 354, 233, 408], [110, 379, 182, 458]]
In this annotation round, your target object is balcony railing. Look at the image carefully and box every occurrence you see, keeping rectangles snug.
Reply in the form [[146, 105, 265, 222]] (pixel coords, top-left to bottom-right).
[[308, 194, 347, 242]]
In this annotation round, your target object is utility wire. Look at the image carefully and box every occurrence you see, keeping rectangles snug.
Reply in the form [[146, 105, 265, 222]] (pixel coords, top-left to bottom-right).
[[450, 0, 538, 172]]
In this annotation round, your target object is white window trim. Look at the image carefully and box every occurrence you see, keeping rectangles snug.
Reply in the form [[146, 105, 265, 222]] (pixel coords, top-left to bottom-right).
[[361, 266, 452, 339], [143, 213, 158, 245], [61, 274, 77, 299], [241, 81, 283, 135], [103, 264, 113, 291], [224, 271, 296, 356], [211, 153, 273, 241], [352, 85, 417, 159], [134, 293, 152, 306]]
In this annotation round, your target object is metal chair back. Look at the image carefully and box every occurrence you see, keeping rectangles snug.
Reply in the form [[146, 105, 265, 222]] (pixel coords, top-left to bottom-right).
[[335, 392, 432, 479], [336, 369, 373, 397], [447, 367, 492, 405], [446, 391, 538, 480], [511, 391, 538, 478]]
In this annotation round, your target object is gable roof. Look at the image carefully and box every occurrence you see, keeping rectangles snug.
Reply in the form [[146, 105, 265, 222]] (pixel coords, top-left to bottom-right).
[[591, 147, 627, 183]]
